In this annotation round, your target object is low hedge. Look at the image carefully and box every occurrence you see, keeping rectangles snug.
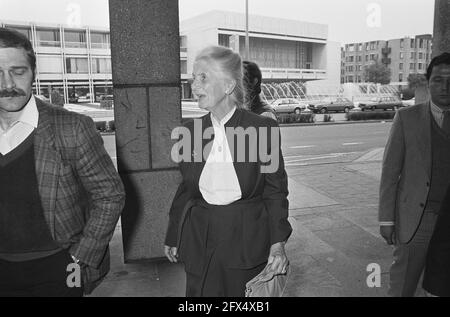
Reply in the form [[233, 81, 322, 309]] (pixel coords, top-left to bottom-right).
[[346, 111, 396, 121], [277, 113, 316, 124]]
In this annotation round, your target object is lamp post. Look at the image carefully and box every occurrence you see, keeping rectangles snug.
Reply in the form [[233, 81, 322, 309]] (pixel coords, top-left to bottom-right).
[[245, 0, 250, 60]]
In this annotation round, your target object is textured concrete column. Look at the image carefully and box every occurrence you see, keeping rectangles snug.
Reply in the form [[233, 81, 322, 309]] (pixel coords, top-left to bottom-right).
[[432, 0, 450, 57], [109, 0, 182, 261]]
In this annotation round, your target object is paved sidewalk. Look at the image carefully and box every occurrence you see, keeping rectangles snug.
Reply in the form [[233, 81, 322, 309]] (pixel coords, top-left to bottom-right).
[[91, 148, 394, 297]]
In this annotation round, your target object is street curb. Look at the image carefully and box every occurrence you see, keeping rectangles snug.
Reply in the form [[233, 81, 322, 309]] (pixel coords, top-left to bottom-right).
[[279, 119, 393, 128]]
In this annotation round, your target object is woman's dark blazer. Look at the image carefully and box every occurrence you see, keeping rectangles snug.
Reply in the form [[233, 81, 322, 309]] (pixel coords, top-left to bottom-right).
[[165, 108, 292, 271], [423, 185, 450, 296]]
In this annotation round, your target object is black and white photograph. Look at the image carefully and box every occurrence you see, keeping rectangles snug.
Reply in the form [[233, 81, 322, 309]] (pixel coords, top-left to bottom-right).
[[0, 0, 449, 302]]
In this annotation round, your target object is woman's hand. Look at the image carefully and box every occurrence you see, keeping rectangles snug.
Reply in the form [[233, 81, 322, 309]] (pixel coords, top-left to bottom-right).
[[266, 242, 289, 275], [164, 245, 178, 263]]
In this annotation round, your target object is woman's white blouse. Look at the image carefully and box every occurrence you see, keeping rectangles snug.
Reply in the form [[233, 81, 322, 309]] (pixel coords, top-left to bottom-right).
[[199, 107, 242, 205]]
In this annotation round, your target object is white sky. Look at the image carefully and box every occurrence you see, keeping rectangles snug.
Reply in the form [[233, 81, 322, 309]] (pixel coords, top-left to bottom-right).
[[0, 0, 435, 45]]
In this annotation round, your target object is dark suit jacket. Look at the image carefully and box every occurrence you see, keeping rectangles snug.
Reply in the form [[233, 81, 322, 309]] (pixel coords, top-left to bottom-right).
[[165, 108, 292, 269], [423, 185, 450, 296], [34, 97, 125, 294], [379, 103, 433, 243]]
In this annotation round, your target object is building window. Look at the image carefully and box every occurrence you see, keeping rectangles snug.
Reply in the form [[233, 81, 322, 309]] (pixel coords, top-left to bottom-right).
[[180, 36, 187, 52], [365, 43, 370, 51], [365, 55, 369, 62], [91, 58, 112, 73], [419, 52, 423, 60], [36, 28, 60, 47], [37, 56, 62, 74], [358, 43, 363, 51], [348, 44, 355, 52], [218, 34, 230, 47], [410, 63, 415, 70], [399, 73, 403, 82], [90, 32, 110, 49], [400, 52, 404, 59], [66, 57, 89, 73], [419, 38, 424, 48], [410, 39, 415, 48], [400, 39, 404, 48], [348, 75, 354, 83], [411, 52, 416, 59], [399, 63, 403, 70], [370, 54, 375, 61], [64, 30, 87, 48], [418, 63, 423, 70], [180, 60, 187, 74], [348, 56, 354, 63]]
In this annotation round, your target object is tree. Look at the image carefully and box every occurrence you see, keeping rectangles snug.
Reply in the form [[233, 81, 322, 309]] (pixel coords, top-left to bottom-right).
[[407, 73, 427, 90], [363, 61, 391, 85]]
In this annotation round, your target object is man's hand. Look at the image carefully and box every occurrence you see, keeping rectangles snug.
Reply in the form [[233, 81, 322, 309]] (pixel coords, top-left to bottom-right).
[[266, 242, 289, 275], [380, 225, 396, 245], [164, 245, 178, 263]]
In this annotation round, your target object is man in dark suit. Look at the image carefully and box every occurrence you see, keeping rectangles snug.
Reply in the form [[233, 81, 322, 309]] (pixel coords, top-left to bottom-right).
[[0, 27, 125, 296], [379, 52, 450, 296]]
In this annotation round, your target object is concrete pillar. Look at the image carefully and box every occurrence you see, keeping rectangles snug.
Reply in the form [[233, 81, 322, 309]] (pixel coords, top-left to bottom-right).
[[109, 0, 182, 261], [432, 0, 450, 57]]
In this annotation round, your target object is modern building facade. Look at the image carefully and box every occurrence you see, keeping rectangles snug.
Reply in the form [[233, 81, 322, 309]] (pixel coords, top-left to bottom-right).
[[2, 11, 340, 103], [180, 11, 341, 99], [1, 20, 112, 104], [341, 34, 433, 86]]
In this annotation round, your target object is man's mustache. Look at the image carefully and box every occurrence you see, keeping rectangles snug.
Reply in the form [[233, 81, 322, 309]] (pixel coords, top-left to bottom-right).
[[0, 88, 27, 98]]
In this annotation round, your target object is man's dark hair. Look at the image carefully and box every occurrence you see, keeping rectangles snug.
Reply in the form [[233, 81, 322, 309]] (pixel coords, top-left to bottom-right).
[[0, 27, 36, 80], [243, 60, 262, 95], [426, 52, 450, 81]]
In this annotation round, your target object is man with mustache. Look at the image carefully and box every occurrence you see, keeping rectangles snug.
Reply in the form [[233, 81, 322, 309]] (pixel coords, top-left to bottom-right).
[[379, 52, 450, 296], [0, 27, 125, 297]]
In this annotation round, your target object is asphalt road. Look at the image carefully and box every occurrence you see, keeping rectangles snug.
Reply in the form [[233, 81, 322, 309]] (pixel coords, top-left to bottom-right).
[[102, 121, 393, 168]]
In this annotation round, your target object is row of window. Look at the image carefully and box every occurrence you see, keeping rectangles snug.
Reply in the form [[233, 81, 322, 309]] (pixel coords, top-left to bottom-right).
[[345, 52, 430, 63], [399, 38, 431, 49], [37, 56, 112, 74], [345, 54, 378, 63], [346, 41, 380, 52], [345, 38, 431, 53], [8, 26, 111, 49], [399, 52, 430, 60]]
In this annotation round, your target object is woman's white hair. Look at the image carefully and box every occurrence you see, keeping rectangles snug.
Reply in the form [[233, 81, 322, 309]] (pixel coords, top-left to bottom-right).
[[195, 45, 246, 109]]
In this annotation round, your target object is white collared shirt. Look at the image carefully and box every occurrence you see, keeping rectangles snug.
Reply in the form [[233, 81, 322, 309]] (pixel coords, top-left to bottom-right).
[[430, 101, 450, 128], [0, 96, 38, 155], [199, 106, 242, 205]]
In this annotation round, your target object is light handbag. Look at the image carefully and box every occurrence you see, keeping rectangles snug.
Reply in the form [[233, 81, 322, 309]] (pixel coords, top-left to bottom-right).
[[245, 265, 290, 297]]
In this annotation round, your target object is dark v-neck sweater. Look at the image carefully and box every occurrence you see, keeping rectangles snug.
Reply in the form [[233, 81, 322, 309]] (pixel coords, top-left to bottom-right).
[[0, 131, 61, 262]]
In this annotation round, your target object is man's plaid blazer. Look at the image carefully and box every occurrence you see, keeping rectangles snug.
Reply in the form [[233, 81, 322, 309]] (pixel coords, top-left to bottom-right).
[[34, 97, 125, 294]]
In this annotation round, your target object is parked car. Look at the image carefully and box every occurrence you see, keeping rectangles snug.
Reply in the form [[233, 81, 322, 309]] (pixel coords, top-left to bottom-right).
[[308, 97, 354, 114], [402, 98, 416, 107], [68, 93, 79, 103], [359, 96, 404, 111], [270, 98, 308, 115]]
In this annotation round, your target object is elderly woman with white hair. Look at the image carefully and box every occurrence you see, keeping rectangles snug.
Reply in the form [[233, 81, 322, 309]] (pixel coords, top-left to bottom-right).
[[164, 46, 291, 297]]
